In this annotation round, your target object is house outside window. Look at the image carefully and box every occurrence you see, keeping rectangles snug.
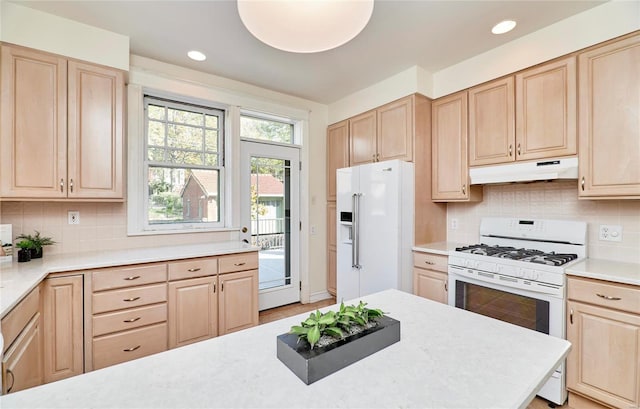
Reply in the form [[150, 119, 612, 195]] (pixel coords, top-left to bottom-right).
[[143, 96, 224, 230]]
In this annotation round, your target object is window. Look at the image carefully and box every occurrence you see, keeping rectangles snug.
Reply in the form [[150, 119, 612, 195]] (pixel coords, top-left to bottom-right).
[[240, 113, 295, 144], [144, 96, 224, 230]]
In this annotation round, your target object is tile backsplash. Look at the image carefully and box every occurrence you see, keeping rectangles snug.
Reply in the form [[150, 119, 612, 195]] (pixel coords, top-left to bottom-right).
[[0, 202, 237, 256], [447, 181, 640, 264]]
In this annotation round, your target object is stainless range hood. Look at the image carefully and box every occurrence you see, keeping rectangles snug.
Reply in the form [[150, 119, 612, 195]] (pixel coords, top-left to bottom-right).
[[469, 157, 578, 185]]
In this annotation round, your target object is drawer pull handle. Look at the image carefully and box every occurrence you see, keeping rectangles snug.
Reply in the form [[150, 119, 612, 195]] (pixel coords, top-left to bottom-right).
[[570, 309, 573, 324], [596, 293, 621, 301], [123, 297, 140, 302], [424, 261, 435, 265], [123, 345, 141, 352], [213, 283, 216, 293], [124, 275, 141, 281], [123, 317, 141, 323], [233, 262, 246, 266], [187, 268, 201, 272]]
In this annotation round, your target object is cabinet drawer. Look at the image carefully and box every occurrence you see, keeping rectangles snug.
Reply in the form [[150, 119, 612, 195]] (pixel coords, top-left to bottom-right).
[[168, 258, 218, 281], [92, 283, 167, 314], [219, 252, 258, 274], [413, 252, 448, 273], [568, 277, 640, 314], [93, 323, 167, 370], [1, 287, 40, 352], [93, 264, 167, 292], [93, 303, 167, 337]]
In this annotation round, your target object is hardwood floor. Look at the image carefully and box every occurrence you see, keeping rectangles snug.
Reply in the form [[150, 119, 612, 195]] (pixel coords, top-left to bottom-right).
[[260, 298, 572, 409]]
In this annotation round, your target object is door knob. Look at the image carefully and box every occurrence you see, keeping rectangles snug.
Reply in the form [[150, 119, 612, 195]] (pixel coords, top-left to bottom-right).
[[241, 227, 248, 233], [242, 239, 249, 244]]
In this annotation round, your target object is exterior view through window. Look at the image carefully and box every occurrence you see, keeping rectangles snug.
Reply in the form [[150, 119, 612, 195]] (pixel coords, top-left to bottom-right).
[[241, 114, 294, 144], [145, 97, 224, 228]]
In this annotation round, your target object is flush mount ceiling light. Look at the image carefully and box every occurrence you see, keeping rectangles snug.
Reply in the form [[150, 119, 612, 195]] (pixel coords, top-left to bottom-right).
[[237, 0, 374, 53], [491, 20, 517, 35], [187, 50, 207, 61]]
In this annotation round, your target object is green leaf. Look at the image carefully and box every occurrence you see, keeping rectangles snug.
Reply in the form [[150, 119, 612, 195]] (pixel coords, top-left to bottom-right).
[[324, 327, 343, 338], [342, 311, 357, 320], [318, 311, 336, 325], [307, 325, 320, 348], [303, 317, 317, 326], [289, 325, 309, 335], [354, 316, 366, 326]]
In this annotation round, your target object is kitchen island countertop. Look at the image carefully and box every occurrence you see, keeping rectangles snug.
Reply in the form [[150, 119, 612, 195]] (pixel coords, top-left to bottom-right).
[[0, 241, 257, 319], [0, 289, 570, 409]]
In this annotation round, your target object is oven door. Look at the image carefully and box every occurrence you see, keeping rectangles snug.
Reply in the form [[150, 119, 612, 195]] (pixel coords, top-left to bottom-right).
[[447, 265, 564, 339]]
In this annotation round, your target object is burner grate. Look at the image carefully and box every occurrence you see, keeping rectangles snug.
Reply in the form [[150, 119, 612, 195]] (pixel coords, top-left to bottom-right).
[[455, 245, 578, 266]]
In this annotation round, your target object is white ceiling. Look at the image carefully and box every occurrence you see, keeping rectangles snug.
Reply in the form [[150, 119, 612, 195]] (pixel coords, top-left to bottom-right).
[[10, 0, 605, 104]]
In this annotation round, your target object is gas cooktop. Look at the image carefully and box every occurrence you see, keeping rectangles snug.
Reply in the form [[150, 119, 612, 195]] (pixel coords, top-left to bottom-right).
[[455, 244, 578, 267]]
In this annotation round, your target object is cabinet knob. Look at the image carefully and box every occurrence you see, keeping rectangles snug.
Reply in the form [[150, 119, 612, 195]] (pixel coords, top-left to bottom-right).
[[123, 317, 141, 323], [424, 261, 435, 265], [581, 176, 585, 191], [187, 268, 201, 272], [124, 275, 140, 281], [123, 345, 141, 352], [233, 262, 246, 266], [6, 368, 15, 393], [70, 179, 74, 193], [517, 143, 521, 156], [569, 308, 573, 324], [60, 179, 64, 193], [509, 145, 513, 156], [462, 184, 466, 195]]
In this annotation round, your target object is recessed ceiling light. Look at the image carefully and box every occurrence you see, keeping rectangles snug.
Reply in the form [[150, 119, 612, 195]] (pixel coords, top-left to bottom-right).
[[237, 0, 374, 53], [187, 50, 207, 61], [491, 20, 517, 35]]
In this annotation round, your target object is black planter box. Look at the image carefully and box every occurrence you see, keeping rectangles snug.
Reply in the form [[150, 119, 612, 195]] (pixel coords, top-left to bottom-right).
[[276, 316, 400, 385]]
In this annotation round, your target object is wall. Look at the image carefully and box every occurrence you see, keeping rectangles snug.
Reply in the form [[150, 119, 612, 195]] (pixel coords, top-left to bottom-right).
[[447, 181, 640, 264], [432, 0, 640, 98], [0, 1, 129, 70]]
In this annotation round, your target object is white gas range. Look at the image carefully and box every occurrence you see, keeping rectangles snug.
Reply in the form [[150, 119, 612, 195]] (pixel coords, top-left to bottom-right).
[[448, 217, 587, 406]]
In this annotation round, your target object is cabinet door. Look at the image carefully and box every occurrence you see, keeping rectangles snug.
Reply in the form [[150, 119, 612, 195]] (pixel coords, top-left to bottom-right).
[[326, 120, 349, 201], [377, 96, 413, 162], [67, 61, 124, 199], [468, 76, 515, 166], [578, 34, 640, 198], [219, 270, 259, 335], [413, 268, 448, 304], [1, 313, 43, 394], [0, 44, 67, 198], [42, 275, 84, 383], [432, 91, 473, 201], [516, 56, 577, 161], [567, 301, 640, 409], [168, 276, 217, 348], [349, 110, 377, 165]]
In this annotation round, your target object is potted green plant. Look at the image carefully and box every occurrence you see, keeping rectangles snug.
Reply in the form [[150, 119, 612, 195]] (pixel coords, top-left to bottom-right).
[[16, 230, 56, 259], [277, 301, 400, 384], [15, 240, 34, 262]]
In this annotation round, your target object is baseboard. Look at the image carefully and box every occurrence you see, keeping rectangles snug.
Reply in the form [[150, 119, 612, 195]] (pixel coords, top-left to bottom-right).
[[308, 290, 333, 304], [568, 392, 613, 409]]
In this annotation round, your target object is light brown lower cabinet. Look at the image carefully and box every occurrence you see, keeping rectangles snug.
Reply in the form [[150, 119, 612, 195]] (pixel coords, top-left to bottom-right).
[[42, 275, 84, 383], [1, 313, 43, 394], [168, 276, 218, 348], [93, 323, 168, 370], [412, 252, 448, 304], [567, 277, 640, 409], [219, 269, 259, 335]]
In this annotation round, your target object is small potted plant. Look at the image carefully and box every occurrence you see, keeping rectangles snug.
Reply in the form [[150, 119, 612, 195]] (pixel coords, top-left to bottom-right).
[[15, 240, 34, 262], [16, 231, 56, 259]]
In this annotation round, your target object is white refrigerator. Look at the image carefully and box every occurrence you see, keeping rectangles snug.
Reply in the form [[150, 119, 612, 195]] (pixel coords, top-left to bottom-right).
[[336, 159, 414, 302]]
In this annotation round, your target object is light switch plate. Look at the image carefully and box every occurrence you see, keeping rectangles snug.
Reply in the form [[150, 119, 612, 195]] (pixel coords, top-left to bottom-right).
[[599, 225, 622, 242]]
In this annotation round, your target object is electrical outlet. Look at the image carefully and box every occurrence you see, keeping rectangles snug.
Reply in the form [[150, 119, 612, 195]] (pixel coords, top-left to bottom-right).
[[310, 225, 317, 235], [599, 225, 622, 242], [68, 211, 80, 225], [450, 218, 459, 230]]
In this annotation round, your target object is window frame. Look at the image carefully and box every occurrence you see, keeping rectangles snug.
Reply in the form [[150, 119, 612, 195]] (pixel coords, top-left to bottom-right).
[[240, 109, 302, 146], [133, 92, 229, 234]]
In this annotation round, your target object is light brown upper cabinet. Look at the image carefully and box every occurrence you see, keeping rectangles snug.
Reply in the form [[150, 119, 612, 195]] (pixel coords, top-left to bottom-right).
[[578, 33, 640, 199], [0, 43, 124, 200], [326, 120, 350, 201], [349, 95, 414, 166], [432, 91, 482, 202], [515, 56, 577, 161], [468, 77, 515, 166]]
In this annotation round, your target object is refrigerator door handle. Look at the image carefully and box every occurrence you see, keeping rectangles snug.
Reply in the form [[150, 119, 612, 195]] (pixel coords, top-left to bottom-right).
[[352, 193, 361, 269]]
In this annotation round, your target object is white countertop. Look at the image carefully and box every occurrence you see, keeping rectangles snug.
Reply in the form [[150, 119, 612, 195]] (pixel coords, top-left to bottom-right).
[[0, 289, 570, 409], [412, 241, 463, 256], [0, 241, 257, 319], [567, 258, 640, 286]]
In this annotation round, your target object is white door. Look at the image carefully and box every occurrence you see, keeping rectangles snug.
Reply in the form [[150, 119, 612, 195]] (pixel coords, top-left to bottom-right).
[[240, 140, 300, 310]]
